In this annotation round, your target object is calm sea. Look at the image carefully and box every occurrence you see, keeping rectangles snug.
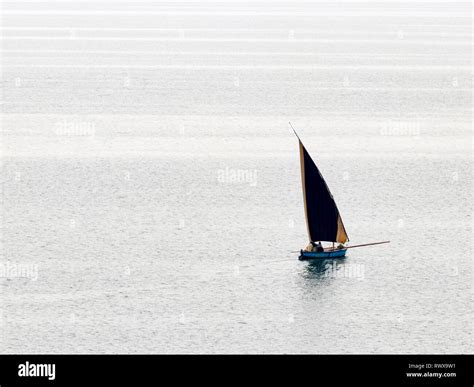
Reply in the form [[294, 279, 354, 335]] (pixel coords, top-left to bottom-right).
[[0, 1, 471, 353]]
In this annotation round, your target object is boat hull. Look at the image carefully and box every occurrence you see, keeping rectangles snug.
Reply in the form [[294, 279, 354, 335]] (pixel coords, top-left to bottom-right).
[[299, 248, 347, 260]]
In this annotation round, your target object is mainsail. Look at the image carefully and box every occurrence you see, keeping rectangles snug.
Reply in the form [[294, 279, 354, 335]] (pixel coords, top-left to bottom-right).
[[297, 138, 349, 243]]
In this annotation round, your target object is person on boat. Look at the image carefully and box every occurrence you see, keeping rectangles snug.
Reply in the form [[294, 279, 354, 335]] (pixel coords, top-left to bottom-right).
[[312, 241, 324, 252], [305, 241, 324, 252], [306, 242, 316, 252], [336, 243, 345, 250]]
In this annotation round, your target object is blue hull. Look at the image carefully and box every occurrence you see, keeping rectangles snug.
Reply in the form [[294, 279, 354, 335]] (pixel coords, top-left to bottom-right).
[[299, 248, 347, 260]]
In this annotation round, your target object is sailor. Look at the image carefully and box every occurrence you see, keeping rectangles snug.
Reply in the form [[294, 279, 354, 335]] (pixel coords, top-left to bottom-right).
[[312, 241, 324, 252]]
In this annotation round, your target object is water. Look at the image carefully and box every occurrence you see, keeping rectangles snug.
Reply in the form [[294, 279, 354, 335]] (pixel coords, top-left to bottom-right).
[[0, 1, 472, 353]]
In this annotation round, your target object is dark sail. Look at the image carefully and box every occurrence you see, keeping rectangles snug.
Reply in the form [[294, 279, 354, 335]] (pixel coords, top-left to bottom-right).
[[298, 140, 349, 243]]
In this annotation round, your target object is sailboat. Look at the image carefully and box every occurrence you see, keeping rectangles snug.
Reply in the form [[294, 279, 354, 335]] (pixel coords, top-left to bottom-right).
[[291, 123, 389, 260]]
